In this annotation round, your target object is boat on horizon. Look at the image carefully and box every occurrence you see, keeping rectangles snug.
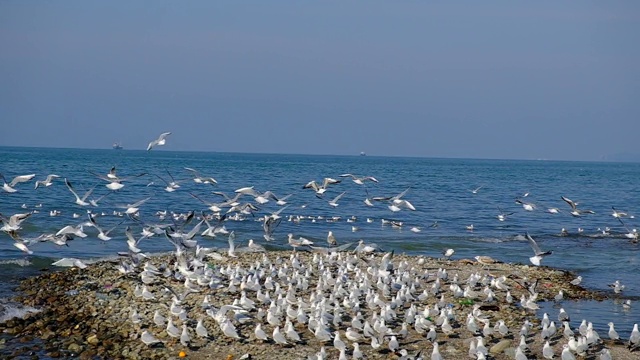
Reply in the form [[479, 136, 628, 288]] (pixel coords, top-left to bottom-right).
[[360, 151, 366, 156], [112, 142, 123, 150]]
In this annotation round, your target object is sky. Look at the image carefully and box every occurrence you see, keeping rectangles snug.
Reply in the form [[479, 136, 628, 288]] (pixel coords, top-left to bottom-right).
[[0, 1, 639, 161]]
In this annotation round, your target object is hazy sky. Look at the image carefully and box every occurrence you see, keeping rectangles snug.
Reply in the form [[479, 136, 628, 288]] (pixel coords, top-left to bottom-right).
[[1, 1, 638, 160]]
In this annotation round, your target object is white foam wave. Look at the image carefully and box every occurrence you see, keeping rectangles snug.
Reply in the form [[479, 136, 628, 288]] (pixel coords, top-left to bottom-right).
[[0, 259, 33, 267], [0, 303, 41, 322]]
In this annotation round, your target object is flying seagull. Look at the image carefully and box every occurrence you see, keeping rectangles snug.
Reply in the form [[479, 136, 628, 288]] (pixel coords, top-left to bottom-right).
[[147, 131, 172, 151], [526, 232, 552, 266]]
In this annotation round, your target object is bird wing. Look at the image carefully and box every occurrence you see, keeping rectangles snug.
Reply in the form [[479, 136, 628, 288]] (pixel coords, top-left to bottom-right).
[[64, 178, 81, 199], [392, 187, 410, 200], [129, 196, 152, 208], [10, 174, 36, 186], [525, 232, 544, 255], [331, 191, 346, 203], [561, 196, 576, 210]]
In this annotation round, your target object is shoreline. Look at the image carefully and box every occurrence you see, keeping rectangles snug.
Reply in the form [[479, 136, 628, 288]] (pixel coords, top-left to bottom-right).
[[1, 250, 636, 359]]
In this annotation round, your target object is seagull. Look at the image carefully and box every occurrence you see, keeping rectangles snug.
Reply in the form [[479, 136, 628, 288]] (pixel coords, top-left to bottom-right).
[[184, 167, 217, 184], [570, 276, 582, 286], [328, 191, 346, 207], [515, 199, 536, 211], [0, 212, 32, 232], [180, 324, 191, 346], [497, 206, 514, 222], [147, 131, 171, 151], [327, 231, 337, 246], [155, 170, 182, 192], [607, 322, 620, 341], [0, 173, 36, 193], [140, 330, 162, 346], [166, 318, 181, 338], [64, 179, 95, 207], [88, 215, 122, 241], [303, 177, 341, 196], [525, 232, 552, 266], [13, 241, 34, 255], [471, 185, 483, 194], [608, 280, 625, 294], [561, 196, 595, 217], [611, 207, 628, 218], [442, 248, 455, 260], [339, 174, 379, 185], [34, 174, 60, 189], [120, 197, 152, 215], [273, 326, 288, 346], [153, 310, 166, 327], [254, 323, 268, 342], [617, 218, 639, 242], [89, 170, 147, 191]]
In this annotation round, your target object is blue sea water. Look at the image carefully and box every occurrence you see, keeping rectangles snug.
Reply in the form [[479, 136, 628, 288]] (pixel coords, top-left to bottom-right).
[[0, 146, 639, 340]]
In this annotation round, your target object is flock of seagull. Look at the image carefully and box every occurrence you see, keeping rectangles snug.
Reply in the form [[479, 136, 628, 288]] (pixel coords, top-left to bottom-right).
[[1, 131, 640, 359]]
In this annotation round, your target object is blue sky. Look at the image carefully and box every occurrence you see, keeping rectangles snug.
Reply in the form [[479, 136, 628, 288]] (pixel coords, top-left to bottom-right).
[[1, 1, 638, 160]]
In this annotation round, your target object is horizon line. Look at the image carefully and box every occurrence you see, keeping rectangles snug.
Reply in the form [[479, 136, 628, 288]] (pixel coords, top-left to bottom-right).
[[0, 144, 638, 164]]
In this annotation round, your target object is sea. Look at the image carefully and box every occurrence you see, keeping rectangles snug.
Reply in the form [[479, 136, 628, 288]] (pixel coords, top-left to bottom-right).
[[0, 146, 639, 349]]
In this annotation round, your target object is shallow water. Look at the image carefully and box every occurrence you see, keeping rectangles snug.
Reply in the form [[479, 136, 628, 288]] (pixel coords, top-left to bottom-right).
[[0, 146, 639, 346]]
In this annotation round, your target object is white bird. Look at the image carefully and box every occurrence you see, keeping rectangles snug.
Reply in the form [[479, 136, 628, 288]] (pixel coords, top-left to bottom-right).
[[339, 174, 379, 185], [196, 318, 208, 338], [34, 174, 60, 189], [630, 323, 640, 348], [0, 173, 35, 193], [388, 335, 399, 353], [0, 212, 32, 232], [147, 131, 172, 151], [607, 322, 619, 341], [273, 326, 288, 345], [13, 242, 34, 255], [153, 310, 166, 326], [140, 330, 162, 346], [570, 276, 582, 286], [180, 324, 191, 346], [254, 323, 268, 342], [352, 343, 364, 359], [515, 346, 528, 360], [431, 341, 443, 360], [333, 331, 346, 351], [327, 231, 337, 246], [221, 319, 241, 339], [328, 191, 346, 207], [599, 348, 612, 360], [64, 179, 95, 206], [88, 215, 121, 241], [515, 199, 536, 211], [526, 232, 552, 266], [166, 318, 180, 338], [608, 280, 625, 294], [285, 321, 301, 343], [561, 344, 576, 360], [542, 340, 554, 359]]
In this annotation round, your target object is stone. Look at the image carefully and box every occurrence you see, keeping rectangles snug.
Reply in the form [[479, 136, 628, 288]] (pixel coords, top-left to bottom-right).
[[489, 339, 512, 354], [87, 334, 99, 346], [67, 343, 83, 353]]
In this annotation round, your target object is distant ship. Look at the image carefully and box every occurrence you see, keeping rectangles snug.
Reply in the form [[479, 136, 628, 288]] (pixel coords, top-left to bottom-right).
[[112, 142, 123, 150], [360, 151, 366, 156]]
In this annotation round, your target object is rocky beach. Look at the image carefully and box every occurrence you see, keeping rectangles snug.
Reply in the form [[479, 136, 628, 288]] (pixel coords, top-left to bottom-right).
[[1, 249, 637, 360]]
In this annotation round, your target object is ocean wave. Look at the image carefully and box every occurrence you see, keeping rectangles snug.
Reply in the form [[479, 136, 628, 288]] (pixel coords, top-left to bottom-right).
[[0, 258, 33, 267], [0, 302, 41, 322]]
